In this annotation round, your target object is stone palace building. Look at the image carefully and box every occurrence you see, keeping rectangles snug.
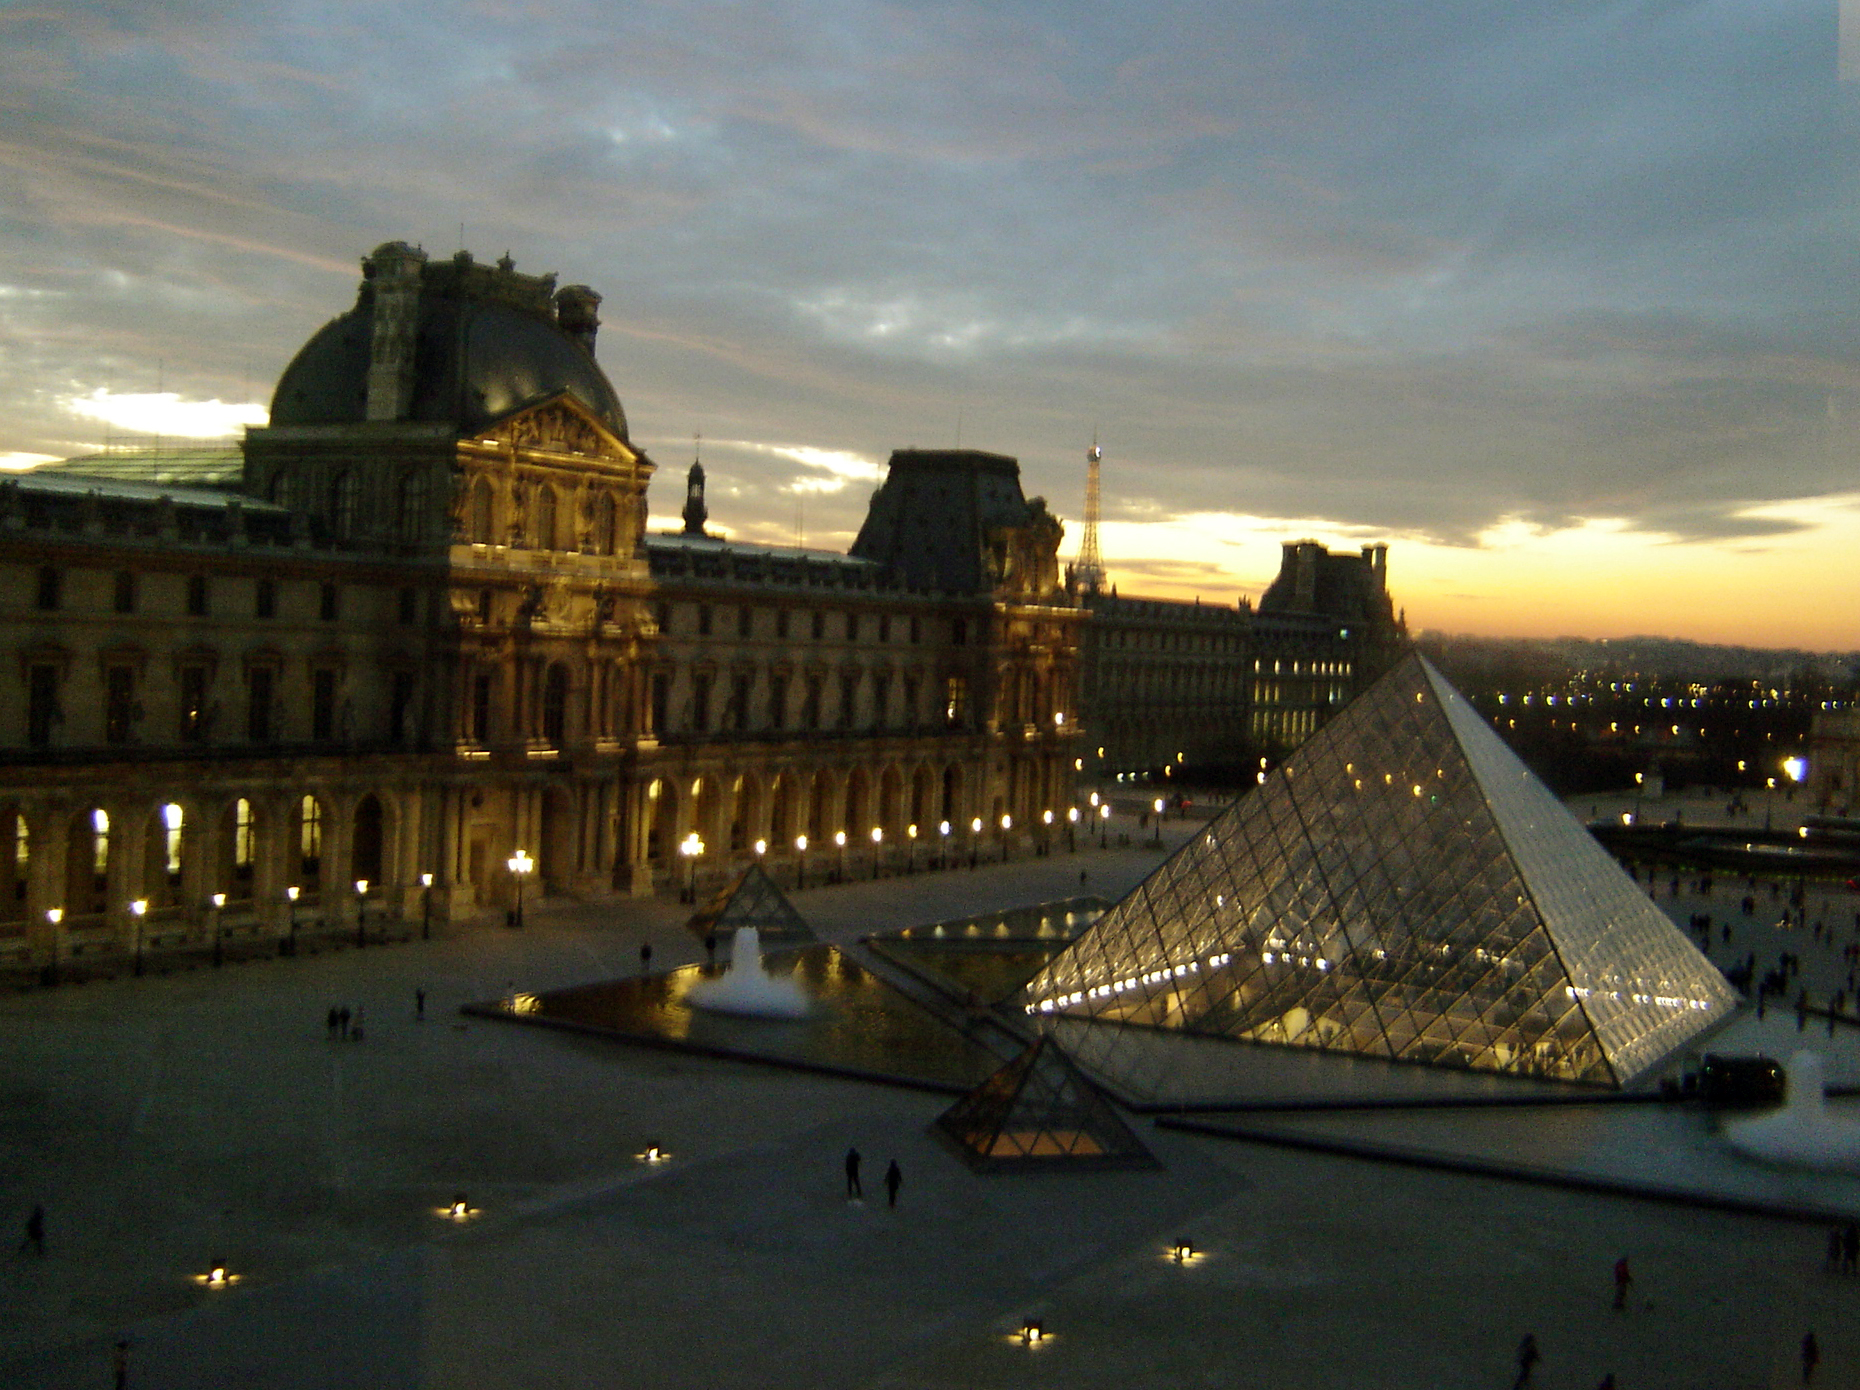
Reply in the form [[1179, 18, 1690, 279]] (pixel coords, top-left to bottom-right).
[[0, 242, 1400, 970]]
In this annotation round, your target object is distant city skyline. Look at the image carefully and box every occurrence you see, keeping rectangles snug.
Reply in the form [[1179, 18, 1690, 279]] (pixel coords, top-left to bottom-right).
[[3, 2, 1857, 648]]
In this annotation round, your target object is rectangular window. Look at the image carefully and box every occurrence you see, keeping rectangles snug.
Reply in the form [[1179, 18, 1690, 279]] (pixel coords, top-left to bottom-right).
[[776, 610, 791, 640], [873, 674, 890, 730], [390, 670, 415, 743], [737, 606, 752, 638], [179, 665, 208, 742], [945, 676, 969, 728], [698, 605, 712, 637], [398, 587, 418, 624], [247, 668, 274, 743], [767, 675, 787, 731], [311, 669, 337, 741], [319, 582, 339, 621], [730, 673, 751, 731], [104, 667, 134, 744], [878, 615, 890, 643], [845, 613, 858, 642], [186, 575, 209, 616], [692, 673, 712, 733], [27, 665, 57, 747], [255, 578, 276, 619], [34, 566, 60, 612], [904, 674, 920, 730], [909, 616, 921, 644], [839, 672, 858, 728], [649, 673, 669, 735], [802, 677, 821, 731], [811, 611, 825, 641], [951, 617, 967, 646], [113, 572, 136, 614], [471, 671, 492, 742]]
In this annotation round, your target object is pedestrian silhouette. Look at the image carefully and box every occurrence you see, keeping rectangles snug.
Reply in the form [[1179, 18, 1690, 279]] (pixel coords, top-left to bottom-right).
[[1596, 1376, 1615, 1390], [113, 1339, 129, 1390], [640, 941, 653, 976], [1803, 1330, 1820, 1384], [338, 1005, 351, 1039], [844, 1146, 863, 1199], [18, 1204, 44, 1257], [1512, 1332, 1540, 1389], [1612, 1256, 1632, 1311], [326, 1005, 339, 1039], [884, 1159, 901, 1208], [415, 988, 425, 1021], [705, 933, 717, 967]]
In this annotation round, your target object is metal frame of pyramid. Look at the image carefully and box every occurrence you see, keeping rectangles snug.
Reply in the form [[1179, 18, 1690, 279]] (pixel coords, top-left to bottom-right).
[[1023, 652, 1737, 1090], [934, 1037, 1158, 1171], [685, 862, 814, 947]]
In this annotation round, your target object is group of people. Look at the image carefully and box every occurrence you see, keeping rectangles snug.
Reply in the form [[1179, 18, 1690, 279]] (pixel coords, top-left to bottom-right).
[[324, 1004, 365, 1041], [843, 1147, 903, 1208]]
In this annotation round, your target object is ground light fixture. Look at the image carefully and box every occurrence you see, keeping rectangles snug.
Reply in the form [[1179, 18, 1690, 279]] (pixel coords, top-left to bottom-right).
[[1171, 1238, 1198, 1264], [638, 1143, 669, 1163], [1018, 1320, 1046, 1346], [196, 1261, 238, 1288], [441, 1193, 475, 1221]]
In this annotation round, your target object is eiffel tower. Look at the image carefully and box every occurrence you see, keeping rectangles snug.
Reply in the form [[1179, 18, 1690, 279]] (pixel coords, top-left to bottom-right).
[[1073, 435, 1106, 593]]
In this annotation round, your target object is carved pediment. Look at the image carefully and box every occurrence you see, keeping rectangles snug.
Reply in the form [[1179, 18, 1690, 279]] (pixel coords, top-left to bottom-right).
[[482, 395, 632, 463]]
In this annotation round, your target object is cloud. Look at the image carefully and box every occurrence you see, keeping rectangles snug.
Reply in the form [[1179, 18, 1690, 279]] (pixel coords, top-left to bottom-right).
[[61, 388, 267, 437]]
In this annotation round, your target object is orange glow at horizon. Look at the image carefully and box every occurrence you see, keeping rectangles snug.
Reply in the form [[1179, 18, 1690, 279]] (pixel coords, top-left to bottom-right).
[[1098, 494, 1860, 649]]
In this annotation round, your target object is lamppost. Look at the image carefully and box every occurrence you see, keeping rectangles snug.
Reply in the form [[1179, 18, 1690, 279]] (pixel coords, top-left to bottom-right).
[[211, 892, 226, 968], [1067, 806, 1079, 853], [420, 873, 434, 941], [833, 830, 847, 883], [1099, 801, 1111, 849], [870, 826, 883, 880], [45, 907, 62, 986], [969, 817, 982, 870], [999, 813, 1013, 863], [130, 897, 147, 977], [285, 885, 300, 957], [507, 850, 532, 928], [938, 820, 950, 870], [354, 879, 369, 948], [794, 834, 808, 890], [1041, 809, 1054, 857], [1152, 798, 1165, 846], [906, 823, 918, 874], [679, 832, 704, 903]]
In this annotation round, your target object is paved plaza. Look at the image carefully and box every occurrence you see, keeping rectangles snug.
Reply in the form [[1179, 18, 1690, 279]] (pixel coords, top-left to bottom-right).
[[4, 797, 1860, 1388]]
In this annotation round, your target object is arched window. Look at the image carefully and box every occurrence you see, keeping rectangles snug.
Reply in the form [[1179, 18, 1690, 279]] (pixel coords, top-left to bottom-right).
[[595, 493, 617, 555], [470, 477, 495, 544], [533, 484, 557, 551], [297, 795, 323, 888], [352, 795, 384, 885], [330, 471, 360, 539], [233, 798, 255, 887]]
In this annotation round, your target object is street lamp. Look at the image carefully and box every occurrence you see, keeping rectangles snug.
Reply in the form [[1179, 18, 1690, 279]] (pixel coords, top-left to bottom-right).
[[754, 838, 767, 858], [507, 850, 532, 928], [1067, 806, 1079, 853], [679, 832, 704, 903], [211, 892, 226, 968], [795, 834, 809, 890], [834, 830, 847, 882], [970, 817, 982, 870], [870, 825, 883, 880], [906, 823, 918, 874], [999, 813, 1012, 863], [45, 907, 62, 986], [354, 879, 369, 948], [285, 885, 300, 957], [1042, 808, 1053, 857], [420, 873, 434, 941], [938, 819, 950, 870], [1099, 801, 1110, 849], [130, 898, 148, 977], [1152, 798, 1165, 846]]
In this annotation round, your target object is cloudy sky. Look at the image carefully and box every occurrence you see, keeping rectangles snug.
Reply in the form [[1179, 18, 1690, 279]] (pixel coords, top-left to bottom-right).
[[3, 0, 1858, 647]]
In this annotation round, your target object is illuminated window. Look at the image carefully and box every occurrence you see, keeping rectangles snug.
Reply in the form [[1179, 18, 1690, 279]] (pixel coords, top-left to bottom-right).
[[161, 803, 184, 876]]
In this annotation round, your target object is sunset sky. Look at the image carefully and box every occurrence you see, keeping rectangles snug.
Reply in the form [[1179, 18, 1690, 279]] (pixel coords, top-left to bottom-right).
[[2, 2, 1857, 648]]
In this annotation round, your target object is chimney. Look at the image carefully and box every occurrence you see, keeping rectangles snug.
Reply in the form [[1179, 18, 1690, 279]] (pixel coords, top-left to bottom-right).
[[1293, 541, 1318, 611], [363, 241, 427, 422], [555, 285, 602, 355]]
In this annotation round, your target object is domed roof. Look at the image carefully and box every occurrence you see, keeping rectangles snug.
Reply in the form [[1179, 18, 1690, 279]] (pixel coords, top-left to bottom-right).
[[270, 278, 628, 439]]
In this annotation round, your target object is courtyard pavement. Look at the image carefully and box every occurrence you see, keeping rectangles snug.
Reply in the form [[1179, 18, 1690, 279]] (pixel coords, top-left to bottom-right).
[[2, 800, 1857, 1388]]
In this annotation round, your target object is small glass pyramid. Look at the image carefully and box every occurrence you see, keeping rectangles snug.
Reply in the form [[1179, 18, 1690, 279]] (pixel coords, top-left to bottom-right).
[[934, 1037, 1157, 1170], [1023, 652, 1737, 1088], [686, 863, 814, 948]]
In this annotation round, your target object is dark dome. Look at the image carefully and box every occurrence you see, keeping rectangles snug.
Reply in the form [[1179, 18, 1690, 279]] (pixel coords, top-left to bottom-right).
[[270, 296, 628, 438]]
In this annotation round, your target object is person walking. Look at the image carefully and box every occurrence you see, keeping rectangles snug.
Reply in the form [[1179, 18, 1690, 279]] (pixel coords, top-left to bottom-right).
[[884, 1159, 902, 1209], [112, 1339, 130, 1390], [844, 1147, 862, 1200], [1512, 1332, 1540, 1389], [1612, 1256, 1632, 1311], [1802, 1330, 1820, 1384], [415, 988, 425, 1022], [639, 941, 653, 977], [1595, 1376, 1615, 1390], [18, 1203, 44, 1257], [326, 1005, 339, 1039], [337, 1005, 351, 1040]]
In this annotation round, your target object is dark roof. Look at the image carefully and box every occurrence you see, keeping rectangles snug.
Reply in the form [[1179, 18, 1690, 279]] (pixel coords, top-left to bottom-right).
[[270, 294, 627, 439], [849, 448, 1033, 594]]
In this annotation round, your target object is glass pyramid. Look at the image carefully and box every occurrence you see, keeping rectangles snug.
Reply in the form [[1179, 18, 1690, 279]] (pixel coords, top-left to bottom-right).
[[686, 863, 814, 948], [934, 1037, 1157, 1170], [1023, 652, 1737, 1088]]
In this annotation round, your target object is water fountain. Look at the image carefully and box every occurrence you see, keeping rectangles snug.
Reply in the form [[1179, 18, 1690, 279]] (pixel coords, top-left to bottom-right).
[[685, 926, 813, 1019], [1726, 1050, 1860, 1173]]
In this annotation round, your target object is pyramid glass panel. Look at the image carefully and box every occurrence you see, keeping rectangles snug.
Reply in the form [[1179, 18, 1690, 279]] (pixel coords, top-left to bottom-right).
[[686, 863, 814, 947], [1023, 652, 1736, 1089], [934, 1038, 1156, 1171]]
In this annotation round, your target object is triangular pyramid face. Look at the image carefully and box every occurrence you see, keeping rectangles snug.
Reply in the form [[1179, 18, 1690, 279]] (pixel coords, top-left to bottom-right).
[[686, 864, 814, 947], [934, 1038, 1157, 1170], [1024, 652, 1736, 1088]]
